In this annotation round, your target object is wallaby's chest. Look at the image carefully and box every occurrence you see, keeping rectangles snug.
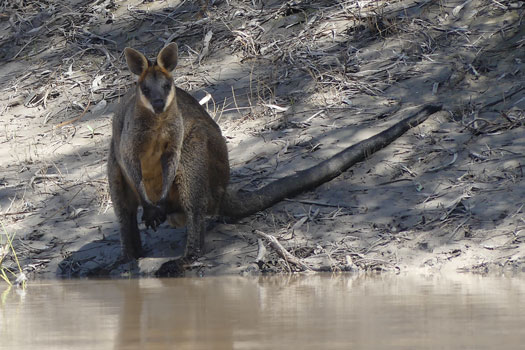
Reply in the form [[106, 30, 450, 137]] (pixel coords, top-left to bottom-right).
[[140, 133, 171, 202], [140, 138, 164, 171]]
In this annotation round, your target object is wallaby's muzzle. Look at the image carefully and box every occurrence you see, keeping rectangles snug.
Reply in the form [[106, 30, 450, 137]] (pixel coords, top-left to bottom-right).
[[151, 98, 165, 113]]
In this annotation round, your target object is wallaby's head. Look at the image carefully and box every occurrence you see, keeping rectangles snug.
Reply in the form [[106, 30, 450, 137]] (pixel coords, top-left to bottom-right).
[[124, 43, 178, 114]]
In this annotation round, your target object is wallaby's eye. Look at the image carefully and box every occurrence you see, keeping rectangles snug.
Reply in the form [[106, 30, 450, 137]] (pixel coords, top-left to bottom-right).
[[163, 83, 171, 91], [141, 86, 150, 95]]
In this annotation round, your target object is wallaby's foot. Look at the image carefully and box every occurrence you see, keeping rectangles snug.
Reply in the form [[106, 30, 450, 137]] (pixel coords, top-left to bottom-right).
[[185, 245, 201, 259], [181, 208, 207, 258], [184, 226, 205, 258], [122, 245, 144, 261], [121, 224, 144, 260], [142, 203, 166, 230], [183, 230, 201, 258]]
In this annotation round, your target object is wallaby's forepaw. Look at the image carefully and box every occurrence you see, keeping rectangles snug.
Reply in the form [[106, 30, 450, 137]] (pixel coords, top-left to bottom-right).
[[142, 204, 166, 231]]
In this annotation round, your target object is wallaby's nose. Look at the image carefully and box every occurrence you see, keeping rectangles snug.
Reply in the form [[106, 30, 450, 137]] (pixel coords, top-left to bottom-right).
[[151, 99, 164, 113]]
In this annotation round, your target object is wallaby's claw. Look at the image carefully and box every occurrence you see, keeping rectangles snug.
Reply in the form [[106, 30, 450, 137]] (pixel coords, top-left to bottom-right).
[[142, 204, 166, 231]]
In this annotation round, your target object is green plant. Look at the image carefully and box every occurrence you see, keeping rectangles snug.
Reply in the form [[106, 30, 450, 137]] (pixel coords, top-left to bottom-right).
[[0, 221, 26, 289], [86, 124, 95, 138]]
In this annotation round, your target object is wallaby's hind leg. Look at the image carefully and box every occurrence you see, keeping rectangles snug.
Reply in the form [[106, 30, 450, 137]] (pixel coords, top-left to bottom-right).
[[179, 176, 208, 256], [177, 138, 210, 257], [184, 209, 206, 257], [108, 145, 143, 259]]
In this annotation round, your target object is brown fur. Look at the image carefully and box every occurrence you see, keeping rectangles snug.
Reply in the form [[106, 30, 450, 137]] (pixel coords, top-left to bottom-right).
[[108, 43, 229, 259]]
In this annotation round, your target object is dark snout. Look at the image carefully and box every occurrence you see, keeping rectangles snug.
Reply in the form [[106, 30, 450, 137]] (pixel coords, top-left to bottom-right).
[[151, 98, 165, 113]]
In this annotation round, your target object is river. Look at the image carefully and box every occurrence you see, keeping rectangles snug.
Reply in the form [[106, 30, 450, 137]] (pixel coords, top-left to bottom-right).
[[1, 274, 524, 349]]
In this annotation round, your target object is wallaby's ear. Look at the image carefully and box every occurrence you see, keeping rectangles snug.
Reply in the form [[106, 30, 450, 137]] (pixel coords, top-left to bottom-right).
[[157, 43, 178, 72], [124, 47, 149, 76]]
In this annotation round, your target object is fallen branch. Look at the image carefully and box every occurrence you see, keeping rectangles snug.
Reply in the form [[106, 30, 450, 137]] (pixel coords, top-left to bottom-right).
[[254, 230, 312, 272], [255, 238, 267, 264], [54, 100, 91, 129]]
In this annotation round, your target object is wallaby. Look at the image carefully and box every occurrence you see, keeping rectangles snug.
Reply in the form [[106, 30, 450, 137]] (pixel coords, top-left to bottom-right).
[[108, 43, 229, 260], [108, 43, 442, 261]]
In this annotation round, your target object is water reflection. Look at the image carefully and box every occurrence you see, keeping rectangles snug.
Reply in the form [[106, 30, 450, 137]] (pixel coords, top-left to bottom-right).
[[2, 274, 525, 349]]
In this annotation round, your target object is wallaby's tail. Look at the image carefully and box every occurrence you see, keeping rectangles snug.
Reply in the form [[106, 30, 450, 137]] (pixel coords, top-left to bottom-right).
[[221, 104, 443, 219]]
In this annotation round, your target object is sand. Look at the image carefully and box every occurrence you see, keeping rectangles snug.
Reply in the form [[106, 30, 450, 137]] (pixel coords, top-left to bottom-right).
[[0, 0, 523, 279]]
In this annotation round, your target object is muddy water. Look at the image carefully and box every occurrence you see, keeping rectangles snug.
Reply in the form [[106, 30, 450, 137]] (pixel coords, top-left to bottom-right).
[[2, 274, 525, 350]]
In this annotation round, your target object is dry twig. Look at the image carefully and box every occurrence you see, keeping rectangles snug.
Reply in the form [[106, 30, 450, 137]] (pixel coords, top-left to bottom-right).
[[254, 230, 312, 272]]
